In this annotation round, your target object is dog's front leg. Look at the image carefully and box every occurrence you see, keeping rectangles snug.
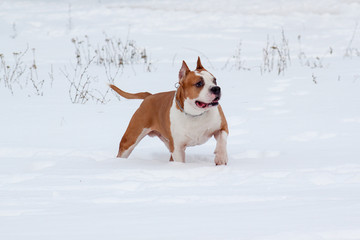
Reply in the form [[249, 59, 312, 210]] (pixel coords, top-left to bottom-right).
[[171, 144, 186, 163], [214, 130, 228, 165]]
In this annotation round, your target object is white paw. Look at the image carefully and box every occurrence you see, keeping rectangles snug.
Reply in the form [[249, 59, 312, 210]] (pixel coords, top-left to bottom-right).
[[214, 153, 228, 166]]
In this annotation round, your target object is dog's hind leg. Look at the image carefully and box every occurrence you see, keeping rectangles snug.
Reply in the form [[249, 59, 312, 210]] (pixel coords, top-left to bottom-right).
[[117, 127, 150, 158], [117, 111, 151, 158]]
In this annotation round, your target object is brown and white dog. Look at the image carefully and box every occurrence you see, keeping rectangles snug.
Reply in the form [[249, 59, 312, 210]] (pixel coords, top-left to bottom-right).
[[109, 57, 228, 165]]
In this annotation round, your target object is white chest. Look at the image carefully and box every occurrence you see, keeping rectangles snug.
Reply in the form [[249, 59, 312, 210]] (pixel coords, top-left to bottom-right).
[[169, 99, 222, 147]]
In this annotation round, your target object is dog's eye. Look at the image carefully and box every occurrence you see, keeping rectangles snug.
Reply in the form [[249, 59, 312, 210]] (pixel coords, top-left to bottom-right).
[[195, 80, 204, 88]]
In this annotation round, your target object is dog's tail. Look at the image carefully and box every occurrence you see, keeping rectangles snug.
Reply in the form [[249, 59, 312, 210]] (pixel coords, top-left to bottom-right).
[[109, 84, 152, 100]]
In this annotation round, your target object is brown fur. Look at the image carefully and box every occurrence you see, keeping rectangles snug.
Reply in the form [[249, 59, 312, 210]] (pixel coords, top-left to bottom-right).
[[218, 104, 229, 134], [109, 84, 152, 99], [175, 60, 209, 111], [115, 90, 176, 157], [181, 72, 204, 100]]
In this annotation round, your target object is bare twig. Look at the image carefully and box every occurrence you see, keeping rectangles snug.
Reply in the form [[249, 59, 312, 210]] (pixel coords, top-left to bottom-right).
[[0, 47, 28, 94], [28, 48, 44, 96], [344, 22, 360, 58], [223, 41, 251, 71], [298, 35, 333, 69], [261, 29, 291, 75]]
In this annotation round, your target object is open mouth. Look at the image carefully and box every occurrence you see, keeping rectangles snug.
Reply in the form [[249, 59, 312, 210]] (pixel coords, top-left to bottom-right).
[[195, 97, 220, 108]]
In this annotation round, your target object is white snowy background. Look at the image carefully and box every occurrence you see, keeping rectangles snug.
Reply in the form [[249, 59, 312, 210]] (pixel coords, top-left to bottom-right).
[[1, 0, 360, 239]]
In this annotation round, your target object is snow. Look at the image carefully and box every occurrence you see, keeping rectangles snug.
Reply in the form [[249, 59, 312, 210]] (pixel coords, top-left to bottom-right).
[[1, 0, 360, 239]]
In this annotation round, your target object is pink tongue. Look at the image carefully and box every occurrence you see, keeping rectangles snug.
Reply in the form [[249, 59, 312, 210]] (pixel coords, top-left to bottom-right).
[[197, 101, 207, 108]]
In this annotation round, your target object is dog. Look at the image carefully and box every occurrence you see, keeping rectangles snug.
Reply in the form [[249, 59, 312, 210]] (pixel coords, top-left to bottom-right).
[[109, 57, 228, 165]]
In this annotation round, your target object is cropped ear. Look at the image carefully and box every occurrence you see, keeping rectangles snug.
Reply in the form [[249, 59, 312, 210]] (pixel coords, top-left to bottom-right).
[[196, 56, 204, 70], [179, 60, 190, 81]]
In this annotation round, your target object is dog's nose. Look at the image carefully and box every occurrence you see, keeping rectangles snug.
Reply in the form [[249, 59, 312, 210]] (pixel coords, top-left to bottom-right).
[[210, 86, 221, 95]]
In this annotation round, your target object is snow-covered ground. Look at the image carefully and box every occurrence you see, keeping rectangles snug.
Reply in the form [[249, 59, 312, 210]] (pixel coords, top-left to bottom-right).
[[1, 0, 360, 239]]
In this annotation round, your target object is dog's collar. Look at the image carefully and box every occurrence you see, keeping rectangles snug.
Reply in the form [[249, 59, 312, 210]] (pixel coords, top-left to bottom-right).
[[175, 89, 205, 117]]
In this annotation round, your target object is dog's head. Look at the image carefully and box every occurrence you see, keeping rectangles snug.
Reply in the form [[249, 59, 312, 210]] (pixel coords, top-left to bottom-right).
[[176, 57, 221, 116]]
